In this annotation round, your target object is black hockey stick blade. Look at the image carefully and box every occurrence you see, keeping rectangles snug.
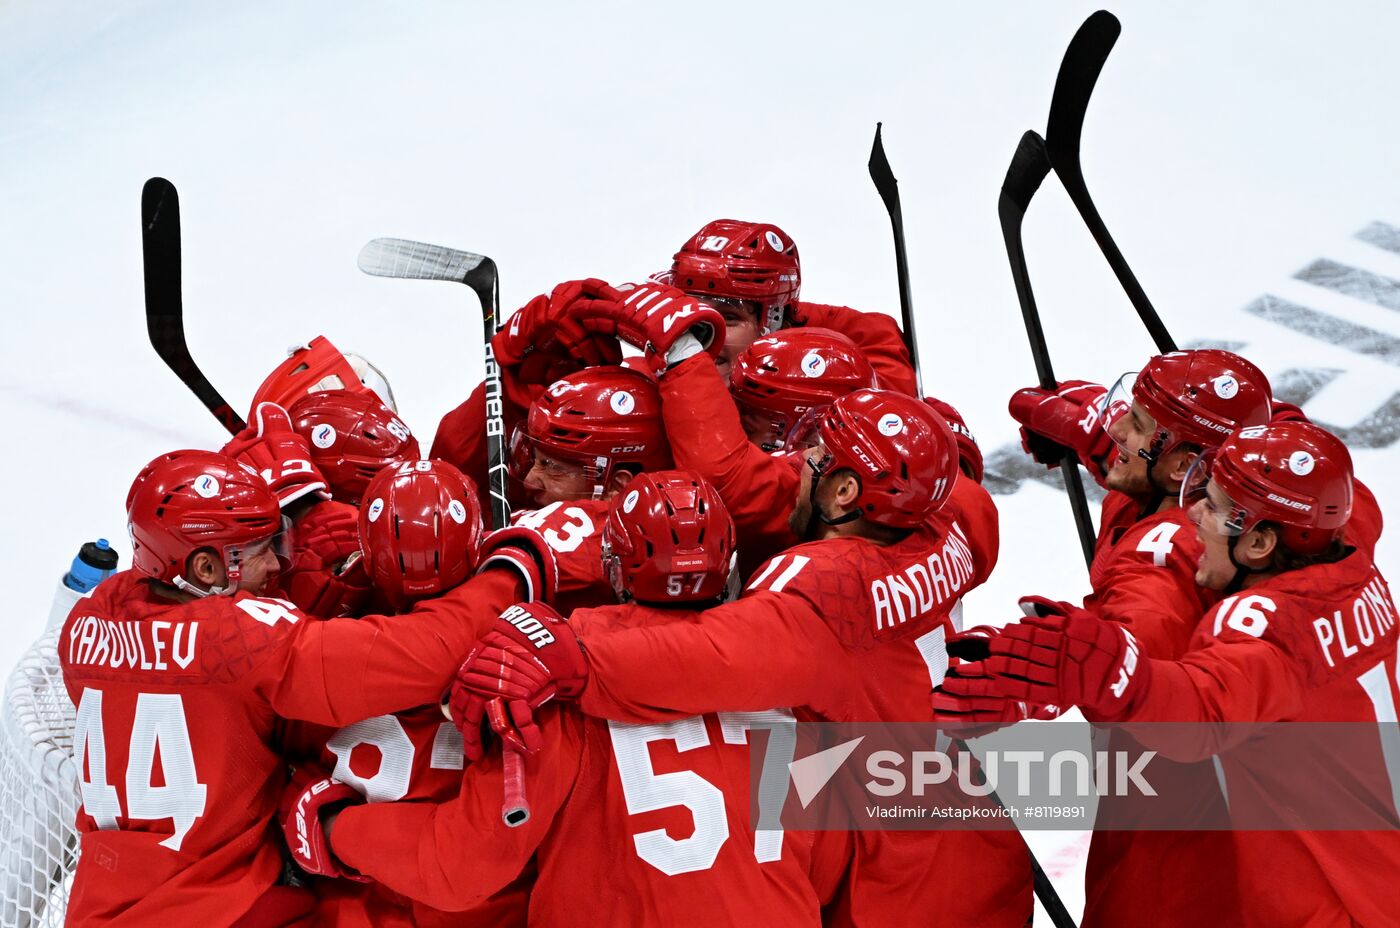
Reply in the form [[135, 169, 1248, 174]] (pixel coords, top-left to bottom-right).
[[867, 123, 921, 394], [1044, 10, 1177, 353], [141, 178, 247, 435], [999, 132, 1097, 571], [357, 237, 510, 529]]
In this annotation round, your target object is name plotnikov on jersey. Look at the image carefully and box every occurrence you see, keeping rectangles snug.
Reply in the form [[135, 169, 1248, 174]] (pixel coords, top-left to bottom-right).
[[66, 613, 198, 671], [871, 521, 976, 632], [1312, 575, 1398, 668]]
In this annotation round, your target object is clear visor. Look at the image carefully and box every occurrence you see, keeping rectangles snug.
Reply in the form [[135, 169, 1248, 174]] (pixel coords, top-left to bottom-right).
[[1099, 372, 1138, 451], [1179, 452, 1250, 537], [783, 403, 830, 452], [222, 517, 290, 587], [509, 425, 604, 484]]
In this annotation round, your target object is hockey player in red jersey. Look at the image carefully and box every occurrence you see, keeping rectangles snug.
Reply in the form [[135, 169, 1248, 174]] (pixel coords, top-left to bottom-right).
[[251, 335, 398, 413], [291, 459, 531, 928], [665, 219, 917, 392], [963, 349, 1274, 927], [59, 448, 555, 927], [965, 420, 1400, 927], [507, 364, 677, 611], [287, 471, 825, 926], [451, 390, 1033, 927]]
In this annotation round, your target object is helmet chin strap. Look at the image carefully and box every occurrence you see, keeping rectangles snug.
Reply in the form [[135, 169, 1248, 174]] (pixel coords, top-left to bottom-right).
[[1135, 431, 1173, 517], [804, 459, 862, 536], [172, 575, 231, 598], [1222, 533, 1269, 595]]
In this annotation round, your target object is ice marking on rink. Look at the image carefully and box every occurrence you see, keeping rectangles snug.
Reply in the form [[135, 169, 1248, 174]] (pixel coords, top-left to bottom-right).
[[984, 221, 1400, 497]]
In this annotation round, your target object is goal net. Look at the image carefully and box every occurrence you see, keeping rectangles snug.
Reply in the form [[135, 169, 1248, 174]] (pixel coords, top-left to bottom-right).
[[0, 629, 79, 927]]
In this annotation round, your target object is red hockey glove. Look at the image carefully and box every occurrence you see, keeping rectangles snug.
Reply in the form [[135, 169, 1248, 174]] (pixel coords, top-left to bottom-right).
[[925, 397, 983, 484], [932, 662, 1033, 738], [222, 402, 331, 508], [280, 768, 369, 882], [980, 596, 1151, 719], [493, 278, 625, 380], [283, 501, 370, 617], [449, 602, 589, 761], [1007, 380, 1113, 481], [944, 625, 1001, 663], [477, 526, 558, 604], [572, 282, 727, 375]]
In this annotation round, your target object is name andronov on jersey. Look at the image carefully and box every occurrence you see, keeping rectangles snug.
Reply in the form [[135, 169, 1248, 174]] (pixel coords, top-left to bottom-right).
[[872, 522, 976, 631], [66, 612, 198, 671]]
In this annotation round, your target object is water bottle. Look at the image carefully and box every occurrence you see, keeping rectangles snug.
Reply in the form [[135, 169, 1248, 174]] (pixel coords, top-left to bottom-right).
[[64, 539, 120, 592], [48, 539, 120, 630]]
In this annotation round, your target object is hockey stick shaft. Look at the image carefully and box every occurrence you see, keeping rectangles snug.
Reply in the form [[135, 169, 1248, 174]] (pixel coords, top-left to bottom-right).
[[1000, 132, 1098, 568], [502, 746, 530, 827], [1045, 10, 1176, 353], [357, 238, 511, 530], [141, 178, 247, 435], [868, 123, 923, 395]]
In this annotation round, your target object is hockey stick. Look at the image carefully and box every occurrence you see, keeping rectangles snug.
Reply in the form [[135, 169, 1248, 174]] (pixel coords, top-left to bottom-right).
[[999, 132, 1098, 566], [1045, 10, 1177, 353], [356, 237, 510, 531], [867, 123, 923, 394], [142, 178, 247, 435]]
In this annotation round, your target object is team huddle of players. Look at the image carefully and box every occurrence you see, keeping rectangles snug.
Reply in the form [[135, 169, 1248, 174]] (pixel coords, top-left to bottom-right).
[[58, 219, 1399, 927]]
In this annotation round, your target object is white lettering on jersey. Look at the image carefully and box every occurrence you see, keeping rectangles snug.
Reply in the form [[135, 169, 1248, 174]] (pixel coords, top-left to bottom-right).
[[871, 521, 976, 631], [1312, 576, 1398, 668], [67, 614, 199, 672], [1134, 522, 1180, 567], [745, 555, 811, 594]]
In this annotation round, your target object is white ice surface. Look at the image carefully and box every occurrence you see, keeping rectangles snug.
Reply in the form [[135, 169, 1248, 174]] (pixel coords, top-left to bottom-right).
[[5, 2, 1400, 922]]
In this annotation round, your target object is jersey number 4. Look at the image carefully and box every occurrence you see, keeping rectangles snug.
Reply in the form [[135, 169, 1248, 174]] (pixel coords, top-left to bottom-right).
[[608, 711, 795, 876], [73, 688, 208, 851]]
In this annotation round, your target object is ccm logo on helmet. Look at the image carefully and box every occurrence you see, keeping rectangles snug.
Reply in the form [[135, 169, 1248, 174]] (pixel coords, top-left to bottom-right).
[[500, 605, 556, 648]]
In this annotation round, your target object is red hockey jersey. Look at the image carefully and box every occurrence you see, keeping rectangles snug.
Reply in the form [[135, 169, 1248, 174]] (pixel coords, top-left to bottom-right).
[[329, 603, 821, 927], [59, 567, 519, 927], [1079, 493, 1237, 928], [575, 490, 1033, 927], [1097, 548, 1400, 927], [510, 497, 614, 613]]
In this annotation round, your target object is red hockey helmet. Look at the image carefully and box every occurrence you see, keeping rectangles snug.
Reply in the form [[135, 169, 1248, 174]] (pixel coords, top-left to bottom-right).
[[789, 389, 960, 529], [358, 459, 484, 609], [252, 336, 396, 413], [288, 390, 420, 506], [510, 366, 673, 497], [1103, 349, 1272, 460], [126, 450, 282, 594], [670, 219, 801, 334], [602, 470, 738, 604], [1181, 421, 1353, 554], [729, 328, 878, 451]]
